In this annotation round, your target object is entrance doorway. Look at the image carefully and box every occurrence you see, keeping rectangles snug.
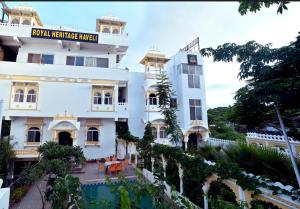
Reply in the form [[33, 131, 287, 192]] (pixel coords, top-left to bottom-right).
[[187, 133, 198, 150], [187, 133, 203, 150], [58, 131, 73, 146]]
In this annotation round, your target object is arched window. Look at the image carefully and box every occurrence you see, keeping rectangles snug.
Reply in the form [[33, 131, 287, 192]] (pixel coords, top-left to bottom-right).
[[27, 127, 40, 142], [104, 92, 112, 105], [87, 127, 99, 141], [11, 18, 19, 24], [22, 19, 31, 25], [112, 28, 119, 34], [151, 127, 157, 139], [26, 89, 36, 103], [149, 93, 157, 105], [14, 89, 24, 102], [102, 27, 110, 33], [160, 127, 167, 138], [93, 92, 102, 104]]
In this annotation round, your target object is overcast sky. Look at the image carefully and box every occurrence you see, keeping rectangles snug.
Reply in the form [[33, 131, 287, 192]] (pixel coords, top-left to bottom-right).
[[7, 1, 300, 109]]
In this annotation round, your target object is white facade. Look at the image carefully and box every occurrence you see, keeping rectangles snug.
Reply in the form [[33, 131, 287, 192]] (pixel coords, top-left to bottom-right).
[[0, 6, 208, 160]]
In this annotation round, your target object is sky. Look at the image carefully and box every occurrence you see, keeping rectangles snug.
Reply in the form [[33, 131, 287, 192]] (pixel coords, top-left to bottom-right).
[[6, 1, 300, 109]]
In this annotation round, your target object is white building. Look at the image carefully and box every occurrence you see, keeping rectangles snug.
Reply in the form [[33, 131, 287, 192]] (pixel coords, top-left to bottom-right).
[[0, 6, 208, 161]]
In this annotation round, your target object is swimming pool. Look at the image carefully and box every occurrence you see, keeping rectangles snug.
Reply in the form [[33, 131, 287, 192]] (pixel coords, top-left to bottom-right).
[[82, 180, 153, 209]]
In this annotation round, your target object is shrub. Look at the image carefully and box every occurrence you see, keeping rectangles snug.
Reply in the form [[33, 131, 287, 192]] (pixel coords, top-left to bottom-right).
[[224, 143, 299, 186], [11, 185, 29, 204]]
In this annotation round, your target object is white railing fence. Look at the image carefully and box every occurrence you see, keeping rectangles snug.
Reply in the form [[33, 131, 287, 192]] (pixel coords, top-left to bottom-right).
[[247, 132, 297, 142]]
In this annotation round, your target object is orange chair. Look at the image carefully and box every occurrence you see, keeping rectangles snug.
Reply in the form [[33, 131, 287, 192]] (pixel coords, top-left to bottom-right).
[[122, 159, 129, 171], [115, 163, 122, 172], [97, 163, 105, 173], [108, 163, 122, 174], [108, 163, 116, 174]]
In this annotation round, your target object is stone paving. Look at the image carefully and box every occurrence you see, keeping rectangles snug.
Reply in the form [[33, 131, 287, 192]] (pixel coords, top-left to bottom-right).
[[11, 162, 137, 209]]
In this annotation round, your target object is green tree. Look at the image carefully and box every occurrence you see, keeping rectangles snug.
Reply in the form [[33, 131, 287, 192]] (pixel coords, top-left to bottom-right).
[[156, 71, 183, 145], [14, 142, 86, 209], [137, 122, 154, 171], [200, 32, 300, 186], [0, 137, 15, 186], [48, 175, 83, 209], [207, 107, 246, 141], [238, 0, 289, 15]]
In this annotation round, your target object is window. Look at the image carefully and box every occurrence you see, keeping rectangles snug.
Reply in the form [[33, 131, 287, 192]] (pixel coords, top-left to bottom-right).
[[11, 18, 19, 24], [188, 74, 200, 88], [22, 20, 31, 25], [27, 127, 40, 142], [151, 127, 157, 139], [112, 28, 119, 34], [116, 55, 120, 64], [189, 99, 202, 120], [149, 93, 157, 105], [170, 98, 177, 108], [14, 89, 24, 102], [26, 89, 36, 103], [28, 53, 54, 64], [41, 54, 54, 64], [102, 27, 110, 33], [66, 56, 84, 66], [104, 93, 112, 105], [28, 53, 41, 63], [87, 127, 99, 141], [160, 127, 167, 138], [96, 58, 109, 68], [93, 92, 102, 105], [179, 64, 202, 75]]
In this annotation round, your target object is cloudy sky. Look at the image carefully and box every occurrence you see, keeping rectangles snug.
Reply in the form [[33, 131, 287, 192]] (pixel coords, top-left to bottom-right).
[[6, 1, 300, 109]]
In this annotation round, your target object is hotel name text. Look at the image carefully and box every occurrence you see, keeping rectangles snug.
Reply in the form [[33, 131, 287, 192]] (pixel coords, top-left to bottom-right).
[[31, 28, 98, 43]]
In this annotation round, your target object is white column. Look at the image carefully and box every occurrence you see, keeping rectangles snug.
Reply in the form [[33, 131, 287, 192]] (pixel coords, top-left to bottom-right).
[[0, 100, 3, 136], [151, 157, 155, 172], [161, 154, 167, 179], [134, 154, 138, 165], [114, 84, 119, 111], [238, 185, 246, 209], [177, 162, 184, 194], [202, 182, 209, 209], [184, 135, 188, 151]]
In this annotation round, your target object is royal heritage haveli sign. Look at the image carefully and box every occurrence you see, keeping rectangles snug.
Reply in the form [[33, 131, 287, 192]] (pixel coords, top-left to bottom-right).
[[31, 28, 98, 43]]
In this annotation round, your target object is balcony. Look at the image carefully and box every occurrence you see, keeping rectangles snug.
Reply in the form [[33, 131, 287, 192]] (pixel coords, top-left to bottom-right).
[[145, 104, 160, 112], [0, 61, 130, 82]]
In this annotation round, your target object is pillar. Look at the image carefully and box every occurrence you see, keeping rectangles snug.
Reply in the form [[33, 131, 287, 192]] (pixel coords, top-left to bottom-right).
[[183, 135, 189, 151], [177, 162, 184, 194], [238, 185, 246, 209], [114, 83, 119, 109], [202, 182, 210, 209], [161, 154, 167, 179], [134, 154, 138, 165], [151, 157, 155, 172]]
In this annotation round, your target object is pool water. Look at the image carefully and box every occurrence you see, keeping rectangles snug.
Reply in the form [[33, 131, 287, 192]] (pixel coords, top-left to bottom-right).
[[82, 181, 153, 209]]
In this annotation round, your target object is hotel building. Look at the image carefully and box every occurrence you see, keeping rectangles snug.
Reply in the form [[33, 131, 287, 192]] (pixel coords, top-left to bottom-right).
[[0, 6, 208, 161]]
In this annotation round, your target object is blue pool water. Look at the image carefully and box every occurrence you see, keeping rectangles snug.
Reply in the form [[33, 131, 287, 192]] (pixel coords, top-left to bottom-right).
[[82, 180, 153, 209]]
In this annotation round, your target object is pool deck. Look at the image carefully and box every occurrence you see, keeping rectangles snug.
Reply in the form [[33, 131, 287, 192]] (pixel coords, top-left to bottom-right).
[[11, 162, 137, 209], [73, 161, 137, 184]]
